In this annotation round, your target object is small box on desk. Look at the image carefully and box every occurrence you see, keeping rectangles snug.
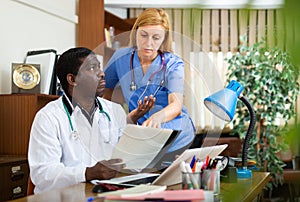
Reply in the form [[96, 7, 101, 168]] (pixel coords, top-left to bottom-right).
[[0, 155, 29, 201]]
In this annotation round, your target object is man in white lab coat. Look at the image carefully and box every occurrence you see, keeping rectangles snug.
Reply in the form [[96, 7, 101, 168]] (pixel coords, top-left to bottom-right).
[[28, 47, 154, 194]]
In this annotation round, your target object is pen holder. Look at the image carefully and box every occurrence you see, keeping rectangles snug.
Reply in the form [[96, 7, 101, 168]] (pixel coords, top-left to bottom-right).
[[201, 169, 220, 196], [182, 172, 201, 190]]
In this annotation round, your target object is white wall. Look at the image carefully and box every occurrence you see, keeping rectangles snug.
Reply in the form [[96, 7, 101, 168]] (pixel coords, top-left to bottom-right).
[[0, 0, 77, 94]]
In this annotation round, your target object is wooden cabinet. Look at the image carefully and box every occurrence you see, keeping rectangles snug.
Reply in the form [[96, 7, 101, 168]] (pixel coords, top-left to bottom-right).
[[78, 0, 105, 50], [78, 0, 134, 51], [0, 94, 58, 198], [0, 94, 59, 155], [0, 155, 29, 201]]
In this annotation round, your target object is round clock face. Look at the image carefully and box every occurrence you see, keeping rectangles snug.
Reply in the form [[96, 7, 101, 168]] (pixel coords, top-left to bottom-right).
[[219, 156, 229, 171], [13, 64, 40, 90], [217, 156, 235, 171]]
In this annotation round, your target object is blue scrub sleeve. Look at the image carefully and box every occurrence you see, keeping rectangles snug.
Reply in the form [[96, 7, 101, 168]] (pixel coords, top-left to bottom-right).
[[166, 59, 185, 94]]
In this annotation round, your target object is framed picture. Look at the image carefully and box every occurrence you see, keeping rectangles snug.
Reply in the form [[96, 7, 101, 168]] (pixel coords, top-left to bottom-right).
[[25, 49, 58, 95]]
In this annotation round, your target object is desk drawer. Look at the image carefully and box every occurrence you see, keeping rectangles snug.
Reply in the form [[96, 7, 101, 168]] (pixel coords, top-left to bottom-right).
[[0, 156, 29, 201], [1, 184, 27, 200]]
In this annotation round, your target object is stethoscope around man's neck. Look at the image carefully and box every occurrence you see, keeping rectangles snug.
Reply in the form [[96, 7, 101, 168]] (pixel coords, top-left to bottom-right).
[[129, 49, 166, 99], [62, 92, 111, 140]]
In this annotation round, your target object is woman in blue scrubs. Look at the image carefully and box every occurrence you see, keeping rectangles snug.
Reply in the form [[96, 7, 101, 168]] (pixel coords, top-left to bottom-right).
[[104, 8, 195, 167]]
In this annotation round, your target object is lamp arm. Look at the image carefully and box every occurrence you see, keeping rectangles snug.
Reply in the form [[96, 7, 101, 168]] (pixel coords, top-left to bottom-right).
[[239, 96, 256, 168]]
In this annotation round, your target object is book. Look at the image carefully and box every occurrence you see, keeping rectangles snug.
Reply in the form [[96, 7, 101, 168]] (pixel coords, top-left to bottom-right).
[[104, 28, 112, 48], [104, 189, 205, 201]]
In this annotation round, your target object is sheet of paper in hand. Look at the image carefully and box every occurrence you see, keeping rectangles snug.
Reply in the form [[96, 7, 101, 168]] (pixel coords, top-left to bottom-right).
[[111, 124, 180, 171]]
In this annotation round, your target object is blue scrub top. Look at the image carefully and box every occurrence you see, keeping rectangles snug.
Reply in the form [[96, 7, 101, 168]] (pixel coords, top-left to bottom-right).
[[105, 47, 195, 152]]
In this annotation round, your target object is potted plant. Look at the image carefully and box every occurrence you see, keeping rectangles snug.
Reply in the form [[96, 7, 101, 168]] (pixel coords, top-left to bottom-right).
[[226, 37, 300, 188]]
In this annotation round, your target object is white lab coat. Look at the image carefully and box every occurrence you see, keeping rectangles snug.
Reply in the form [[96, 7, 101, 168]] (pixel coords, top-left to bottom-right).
[[28, 96, 126, 194]]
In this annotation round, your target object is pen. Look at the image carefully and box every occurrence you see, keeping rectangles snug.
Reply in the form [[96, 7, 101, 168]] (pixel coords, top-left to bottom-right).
[[205, 156, 210, 168], [180, 161, 193, 190], [190, 155, 196, 169], [195, 161, 204, 173], [185, 162, 199, 189], [192, 161, 197, 173], [211, 158, 219, 169], [87, 196, 104, 202], [207, 158, 213, 169]]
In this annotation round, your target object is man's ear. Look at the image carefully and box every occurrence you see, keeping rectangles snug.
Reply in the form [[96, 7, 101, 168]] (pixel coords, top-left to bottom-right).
[[67, 74, 77, 87]]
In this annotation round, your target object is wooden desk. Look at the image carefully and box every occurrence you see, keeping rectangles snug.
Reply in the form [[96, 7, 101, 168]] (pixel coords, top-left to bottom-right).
[[9, 172, 269, 202], [220, 171, 270, 202]]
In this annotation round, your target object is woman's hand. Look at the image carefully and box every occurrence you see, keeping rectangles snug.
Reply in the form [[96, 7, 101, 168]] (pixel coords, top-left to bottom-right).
[[142, 111, 164, 128], [142, 92, 183, 128]]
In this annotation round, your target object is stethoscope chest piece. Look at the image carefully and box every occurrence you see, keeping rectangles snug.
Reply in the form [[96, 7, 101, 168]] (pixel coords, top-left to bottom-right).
[[71, 131, 79, 140], [130, 82, 137, 91]]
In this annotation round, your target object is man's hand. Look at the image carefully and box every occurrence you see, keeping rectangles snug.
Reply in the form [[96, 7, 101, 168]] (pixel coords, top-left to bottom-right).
[[85, 159, 125, 181], [127, 95, 155, 124]]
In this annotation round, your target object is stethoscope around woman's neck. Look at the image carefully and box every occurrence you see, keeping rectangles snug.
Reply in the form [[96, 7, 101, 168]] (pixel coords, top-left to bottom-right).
[[129, 49, 166, 97]]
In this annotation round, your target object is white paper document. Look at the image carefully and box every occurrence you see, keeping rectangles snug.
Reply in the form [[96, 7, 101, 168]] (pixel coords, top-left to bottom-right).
[[111, 124, 179, 170]]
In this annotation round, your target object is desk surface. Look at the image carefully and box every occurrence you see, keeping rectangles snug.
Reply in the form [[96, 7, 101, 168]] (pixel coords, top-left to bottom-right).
[[11, 172, 270, 202]]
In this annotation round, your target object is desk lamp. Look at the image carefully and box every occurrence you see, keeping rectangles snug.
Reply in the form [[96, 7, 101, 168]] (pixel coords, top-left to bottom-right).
[[204, 80, 256, 179]]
